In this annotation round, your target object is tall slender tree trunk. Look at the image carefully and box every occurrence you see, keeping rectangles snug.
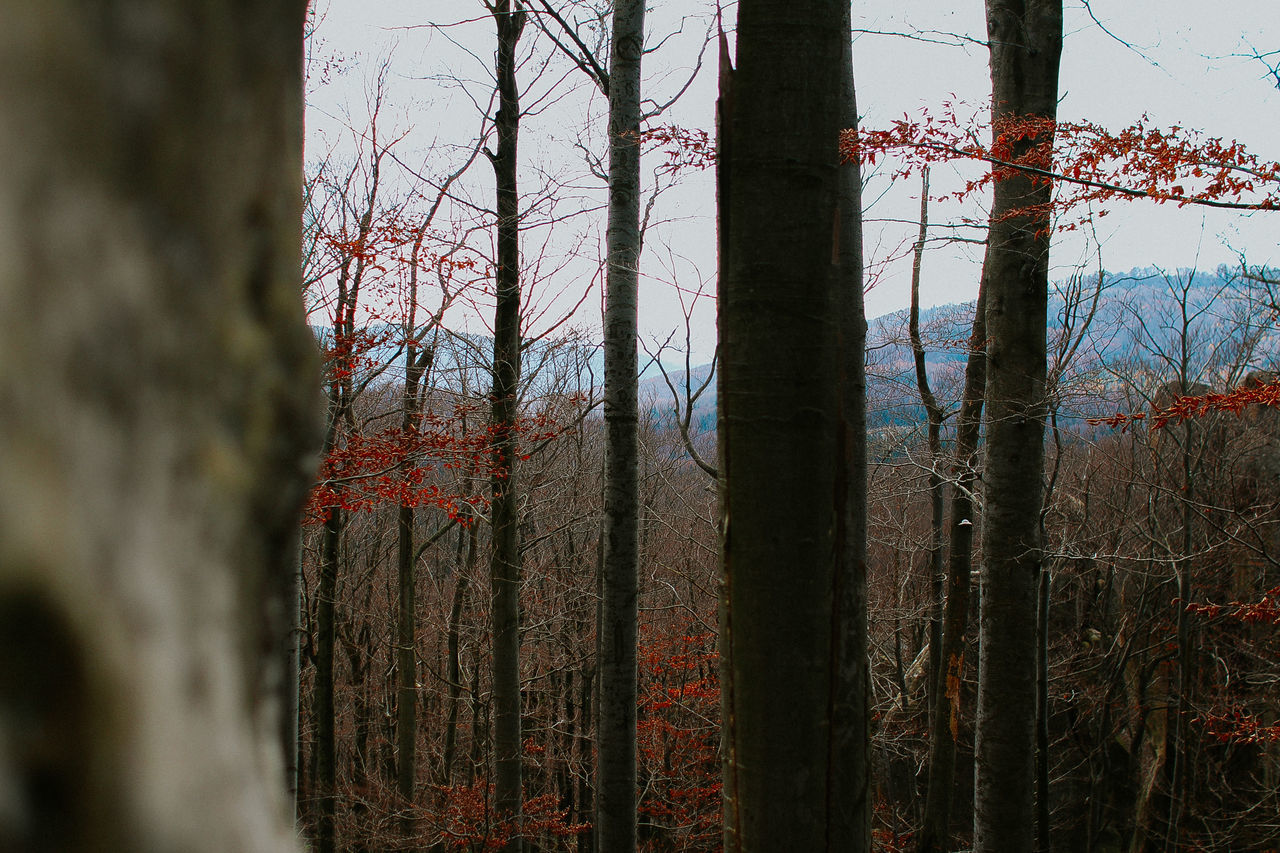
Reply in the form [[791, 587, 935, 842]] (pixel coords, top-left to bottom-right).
[[973, 2, 1062, 851], [488, 3, 526, 849], [396, 232, 435, 844], [597, 0, 644, 849], [311, 123, 379, 853], [1036, 563, 1051, 853], [718, 1, 864, 848], [907, 168, 946, 715], [916, 273, 989, 853], [315, 487, 341, 853], [442, 519, 476, 788], [285, 532, 304, 823]]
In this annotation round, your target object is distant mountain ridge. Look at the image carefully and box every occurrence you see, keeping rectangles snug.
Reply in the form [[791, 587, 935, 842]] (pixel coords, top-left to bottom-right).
[[640, 266, 1280, 440]]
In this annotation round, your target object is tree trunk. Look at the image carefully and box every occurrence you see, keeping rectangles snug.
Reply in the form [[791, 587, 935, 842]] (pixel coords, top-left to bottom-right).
[[442, 520, 475, 788], [973, 2, 1062, 851], [832, 14, 872, 846], [0, 2, 314, 850], [718, 1, 864, 848], [315, 504, 341, 853], [596, 0, 644, 850], [916, 269, 989, 853], [908, 168, 946, 716], [488, 2, 526, 849], [1036, 565, 1051, 853], [396, 245, 434, 843]]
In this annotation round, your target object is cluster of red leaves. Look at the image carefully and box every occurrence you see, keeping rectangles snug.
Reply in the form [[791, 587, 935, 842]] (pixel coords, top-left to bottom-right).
[[321, 219, 479, 280], [321, 326, 397, 381], [637, 619, 721, 851], [1149, 379, 1280, 428], [1186, 585, 1280, 627], [305, 418, 496, 525], [1087, 378, 1280, 431], [635, 105, 1280, 224], [306, 399, 582, 525], [843, 102, 1280, 223], [639, 125, 716, 175], [432, 780, 588, 851], [1192, 707, 1280, 746]]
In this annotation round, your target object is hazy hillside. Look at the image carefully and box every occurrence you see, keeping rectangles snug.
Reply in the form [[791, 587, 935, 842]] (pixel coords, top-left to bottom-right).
[[639, 266, 1280, 442]]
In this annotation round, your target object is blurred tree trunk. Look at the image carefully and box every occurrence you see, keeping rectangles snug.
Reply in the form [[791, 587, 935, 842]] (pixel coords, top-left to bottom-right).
[[973, 2, 1062, 851], [718, 0, 867, 848], [0, 1, 314, 851], [597, 0, 644, 850], [488, 1, 526, 849]]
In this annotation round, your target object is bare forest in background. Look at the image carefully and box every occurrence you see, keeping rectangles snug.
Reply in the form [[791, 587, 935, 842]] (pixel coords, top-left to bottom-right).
[[294, 2, 1280, 852]]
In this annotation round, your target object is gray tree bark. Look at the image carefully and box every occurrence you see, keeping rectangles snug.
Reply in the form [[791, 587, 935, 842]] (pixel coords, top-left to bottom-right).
[[718, 1, 866, 848], [0, 2, 315, 851], [974, 2, 1062, 851], [596, 0, 644, 850], [487, 2, 526, 849]]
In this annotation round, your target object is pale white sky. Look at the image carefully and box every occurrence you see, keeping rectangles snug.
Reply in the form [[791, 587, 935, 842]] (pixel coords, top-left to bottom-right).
[[306, 1, 1278, 363]]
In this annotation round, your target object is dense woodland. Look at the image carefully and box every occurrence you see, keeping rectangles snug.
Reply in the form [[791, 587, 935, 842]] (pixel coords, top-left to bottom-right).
[[293, 2, 1280, 852]]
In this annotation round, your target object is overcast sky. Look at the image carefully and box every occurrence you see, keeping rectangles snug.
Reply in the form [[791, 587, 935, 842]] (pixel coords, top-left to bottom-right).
[[306, 1, 1278, 362]]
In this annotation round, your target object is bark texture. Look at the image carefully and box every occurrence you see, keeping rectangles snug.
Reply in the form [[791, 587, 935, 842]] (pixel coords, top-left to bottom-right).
[[916, 283, 987, 853], [831, 21, 872, 847], [719, 1, 865, 848], [908, 169, 946, 716], [396, 306, 432, 838], [974, 2, 1062, 851], [596, 0, 644, 850], [488, 2, 526, 849], [0, 2, 315, 851]]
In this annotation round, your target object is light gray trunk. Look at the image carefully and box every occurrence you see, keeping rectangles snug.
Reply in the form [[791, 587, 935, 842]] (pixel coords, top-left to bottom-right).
[[596, 0, 644, 850], [0, 2, 314, 850]]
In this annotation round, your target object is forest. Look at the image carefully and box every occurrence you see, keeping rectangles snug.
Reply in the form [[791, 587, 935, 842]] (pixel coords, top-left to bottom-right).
[[288, 1, 1280, 852], [3, 2, 1277, 853]]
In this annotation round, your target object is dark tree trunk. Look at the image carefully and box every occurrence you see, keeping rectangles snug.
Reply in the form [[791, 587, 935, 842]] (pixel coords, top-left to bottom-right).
[[395, 234, 435, 842], [488, 2, 526, 849], [315, 502, 341, 853], [285, 533, 304, 823], [1036, 565, 1051, 853], [916, 274, 989, 853], [831, 14, 872, 846], [718, 1, 866, 848], [907, 168, 946, 715], [442, 520, 476, 788], [973, 2, 1062, 851], [596, 0, 645, 849]]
